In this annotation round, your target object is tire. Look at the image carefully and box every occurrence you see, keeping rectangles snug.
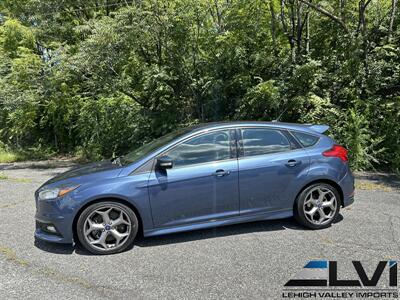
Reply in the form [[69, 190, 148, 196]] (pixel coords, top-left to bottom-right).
[[76, 201, 138, 255], [294, 183, 340, 229]]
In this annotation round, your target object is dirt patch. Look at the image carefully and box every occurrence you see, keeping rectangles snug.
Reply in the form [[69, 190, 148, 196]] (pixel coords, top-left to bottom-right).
[[354, 171, 400, 191], [0, 245, 30, 267], [355, 180, 394, 192]]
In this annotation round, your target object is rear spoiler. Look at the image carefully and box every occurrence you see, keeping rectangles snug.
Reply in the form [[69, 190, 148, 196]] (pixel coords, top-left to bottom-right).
[[307, 124, 330, 134]]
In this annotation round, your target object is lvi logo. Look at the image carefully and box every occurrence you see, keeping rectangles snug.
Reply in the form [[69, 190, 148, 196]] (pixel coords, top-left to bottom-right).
[[285, 260, 397, 287]]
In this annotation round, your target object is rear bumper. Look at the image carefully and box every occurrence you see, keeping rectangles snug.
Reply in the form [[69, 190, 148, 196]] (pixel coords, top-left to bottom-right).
[[339, 169, 355, 207]]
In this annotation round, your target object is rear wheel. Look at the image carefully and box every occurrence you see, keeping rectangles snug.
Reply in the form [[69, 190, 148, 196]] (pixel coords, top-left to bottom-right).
[[76, 201, 138, 254], [294, 183, 340, 229]]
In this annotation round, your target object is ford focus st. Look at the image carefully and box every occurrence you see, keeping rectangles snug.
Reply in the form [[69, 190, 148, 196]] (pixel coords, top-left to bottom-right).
[[35, 122, 355, 254]]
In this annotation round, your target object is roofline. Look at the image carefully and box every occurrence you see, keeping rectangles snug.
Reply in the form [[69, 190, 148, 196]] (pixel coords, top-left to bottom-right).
[[185, 121, 325, 134], [121, 120, 329, 174]]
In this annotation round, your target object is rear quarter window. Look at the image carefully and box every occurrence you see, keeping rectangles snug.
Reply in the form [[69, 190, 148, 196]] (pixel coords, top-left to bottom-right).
[[291, 131, 319, 147]]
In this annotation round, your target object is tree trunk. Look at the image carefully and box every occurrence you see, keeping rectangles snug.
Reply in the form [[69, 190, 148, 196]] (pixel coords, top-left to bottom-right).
[[305, 11, 310, 54], [269, 0, 278, 55], [358, 0, 372, 98], [290, 2, 296, 63], [299, 0, 348, 33], [339, 0, 346, 23], [296, 0, 303, 56], [388, 0, 398, 39]]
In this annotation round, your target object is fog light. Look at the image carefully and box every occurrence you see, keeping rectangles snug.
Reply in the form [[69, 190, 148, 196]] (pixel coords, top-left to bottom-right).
[[46, 225, 57, 233]]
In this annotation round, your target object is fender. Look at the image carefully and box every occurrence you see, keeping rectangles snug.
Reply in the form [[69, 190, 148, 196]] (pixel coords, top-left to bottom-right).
[[70, 174, 154, 232]]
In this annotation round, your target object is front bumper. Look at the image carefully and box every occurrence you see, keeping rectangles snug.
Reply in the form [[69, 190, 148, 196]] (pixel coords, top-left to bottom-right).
[[35, 196, 75, 244]]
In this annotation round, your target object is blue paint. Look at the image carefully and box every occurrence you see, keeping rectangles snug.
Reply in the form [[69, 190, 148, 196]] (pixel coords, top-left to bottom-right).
[[34, 121, 355, 244]]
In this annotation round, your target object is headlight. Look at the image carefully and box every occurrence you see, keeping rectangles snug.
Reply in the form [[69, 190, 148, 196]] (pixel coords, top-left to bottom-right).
[[38, 185, 80, 200]]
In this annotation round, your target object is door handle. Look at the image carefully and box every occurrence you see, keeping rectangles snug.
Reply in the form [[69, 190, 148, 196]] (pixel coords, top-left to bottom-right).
[[285, 159, 300, 167], [213, 169, 231, 177]]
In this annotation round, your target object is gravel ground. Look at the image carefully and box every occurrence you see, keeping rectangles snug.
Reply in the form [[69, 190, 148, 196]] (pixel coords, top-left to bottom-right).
[[0, 162, 399, 299]]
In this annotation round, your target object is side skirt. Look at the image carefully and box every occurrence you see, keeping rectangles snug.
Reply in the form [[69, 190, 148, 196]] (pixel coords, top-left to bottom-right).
[[143, 208, 293, 237]]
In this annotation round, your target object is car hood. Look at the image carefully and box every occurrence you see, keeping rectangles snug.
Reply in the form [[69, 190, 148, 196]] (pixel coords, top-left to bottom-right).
[[42, 161, 124, 188]]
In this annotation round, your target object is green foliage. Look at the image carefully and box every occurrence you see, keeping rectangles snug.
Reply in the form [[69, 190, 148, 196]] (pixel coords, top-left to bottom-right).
[[0, 141, 54, 163], [76, 95, 142, 159], [0, 149, 19, 163], [0, 0, 399, 171], [236, 80, 280, 120], [0, 19, 35, 57], [337, 109, 385, 170]]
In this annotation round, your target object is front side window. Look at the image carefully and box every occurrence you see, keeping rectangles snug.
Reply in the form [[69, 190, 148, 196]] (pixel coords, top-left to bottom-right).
[[241, 128, 290, 157], [166, 130, 232, 167], [122, 128, 189, 165]]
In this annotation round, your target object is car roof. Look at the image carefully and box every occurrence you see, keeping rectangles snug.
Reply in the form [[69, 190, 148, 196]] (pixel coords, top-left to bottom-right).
[[185, 121, 327, 135]]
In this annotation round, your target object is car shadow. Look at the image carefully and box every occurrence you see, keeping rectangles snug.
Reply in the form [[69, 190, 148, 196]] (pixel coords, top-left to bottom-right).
[[135, 214, 344, 248], [34, 238, 75, 254], [34, 214, 343, 255]]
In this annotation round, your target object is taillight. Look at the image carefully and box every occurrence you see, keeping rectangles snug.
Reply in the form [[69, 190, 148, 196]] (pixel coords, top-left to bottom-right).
[[323, 145, 348, 162]]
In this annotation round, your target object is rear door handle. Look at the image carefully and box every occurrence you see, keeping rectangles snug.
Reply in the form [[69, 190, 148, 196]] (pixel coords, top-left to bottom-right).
[[285, 159, 300, 167], [213, 169, 231, 177]]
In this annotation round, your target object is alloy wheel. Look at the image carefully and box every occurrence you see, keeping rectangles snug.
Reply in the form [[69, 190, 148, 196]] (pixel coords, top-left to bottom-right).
[[303, 186, 337, 225], [83, 205, 132, 252]]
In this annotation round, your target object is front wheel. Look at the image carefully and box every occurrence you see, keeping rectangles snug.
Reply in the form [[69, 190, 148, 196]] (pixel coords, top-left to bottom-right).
[[294, 183, 340, 229], [76, 201, 138, 255]]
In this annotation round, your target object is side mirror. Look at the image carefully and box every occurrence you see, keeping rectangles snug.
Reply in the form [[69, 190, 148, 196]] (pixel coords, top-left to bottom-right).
[[157, 156, 173, 169]]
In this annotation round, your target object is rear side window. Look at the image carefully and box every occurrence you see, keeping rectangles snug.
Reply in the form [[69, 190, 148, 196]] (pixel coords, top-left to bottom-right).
[[291, 131, 319, 147], [241, 128, 290, 157]]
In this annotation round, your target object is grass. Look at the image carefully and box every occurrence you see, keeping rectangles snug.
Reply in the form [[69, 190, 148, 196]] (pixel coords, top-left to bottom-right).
[[12, 177, 33, 183], [0, 245, 30, 267], [355, 179, 393, 192], [0, 146, 56, 163], [0, 149, 22, 163], [0, 172, 32, 183]]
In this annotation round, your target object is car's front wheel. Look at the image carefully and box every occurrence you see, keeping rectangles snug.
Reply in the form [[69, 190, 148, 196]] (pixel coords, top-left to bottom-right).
[[76, 201, 138, 254], [294, 183, 340, 229]]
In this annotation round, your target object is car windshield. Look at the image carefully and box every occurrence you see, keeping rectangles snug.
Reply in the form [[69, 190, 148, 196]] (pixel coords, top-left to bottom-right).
[[121, 128, 189, 165]]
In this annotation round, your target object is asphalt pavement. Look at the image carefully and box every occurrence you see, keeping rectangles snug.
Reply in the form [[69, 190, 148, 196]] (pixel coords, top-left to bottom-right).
[[0, 162, 399, 299]]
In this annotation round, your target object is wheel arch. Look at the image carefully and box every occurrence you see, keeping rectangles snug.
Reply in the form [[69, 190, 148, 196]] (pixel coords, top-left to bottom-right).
[[294, 179, 344, 208], [72, 197, 144, 243]]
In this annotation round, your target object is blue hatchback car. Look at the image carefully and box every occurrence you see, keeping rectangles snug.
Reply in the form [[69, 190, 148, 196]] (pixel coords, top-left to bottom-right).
[[35, 122, 354, 254]]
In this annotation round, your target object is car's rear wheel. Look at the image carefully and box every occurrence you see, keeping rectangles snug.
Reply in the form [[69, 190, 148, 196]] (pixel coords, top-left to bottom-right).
[[294, 183, 340, 229], [76, 201, 138, 255]]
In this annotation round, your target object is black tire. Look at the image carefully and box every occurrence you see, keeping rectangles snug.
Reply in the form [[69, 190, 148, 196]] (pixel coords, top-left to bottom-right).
[[76, 201, 138, 255], [294, 183, 340, 229]]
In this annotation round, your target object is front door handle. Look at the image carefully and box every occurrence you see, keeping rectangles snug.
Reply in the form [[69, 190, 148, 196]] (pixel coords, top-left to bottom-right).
[[285, 159, 300, 167], [213, 169, 231, 177]]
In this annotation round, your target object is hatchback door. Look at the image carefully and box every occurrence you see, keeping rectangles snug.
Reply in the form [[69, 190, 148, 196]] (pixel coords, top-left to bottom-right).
[[237, 127, 310, 214], [148, 129, 239, 228]]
